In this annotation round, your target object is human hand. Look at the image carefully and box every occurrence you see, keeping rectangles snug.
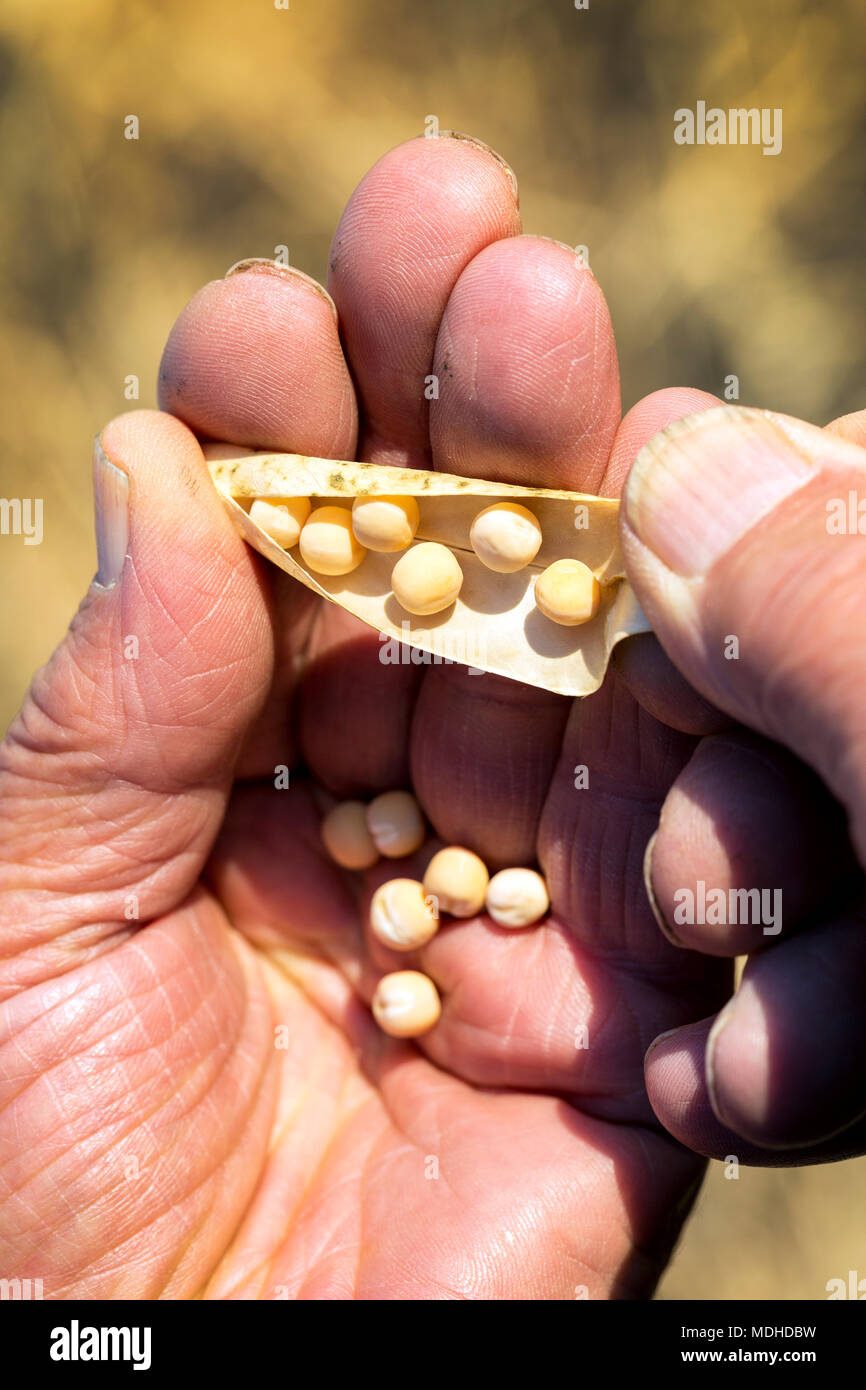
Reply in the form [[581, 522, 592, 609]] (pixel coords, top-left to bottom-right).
[[621, 404, 866, 1164], [0, 134, 728, 1299]]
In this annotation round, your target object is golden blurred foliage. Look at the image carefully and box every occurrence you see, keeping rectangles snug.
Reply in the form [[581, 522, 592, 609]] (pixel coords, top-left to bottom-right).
[[1, 0, 864, 1300]]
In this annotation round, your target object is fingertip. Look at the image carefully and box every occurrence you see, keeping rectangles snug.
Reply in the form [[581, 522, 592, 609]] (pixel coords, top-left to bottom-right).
[[100, 407, 203, 481], [612, 632, 731, 735], [430, 233, 620, 490], [224, 258, 340, 322], [93, 407, 273, 697], [644, 1017, 713, 1133], [436, 129, 520, 206], [643, 1014, 779, 1163], [704, 982, 837, 1151], [157, 269, 358, 456], [98, 410, 233, 538], [706, 924, 866, 1151], [326, 133, 521, 464], [705, 985, 783, 1145], [621, 406, 816, 580], [604, 387, 723, 496], [825, 407, 866, 448]]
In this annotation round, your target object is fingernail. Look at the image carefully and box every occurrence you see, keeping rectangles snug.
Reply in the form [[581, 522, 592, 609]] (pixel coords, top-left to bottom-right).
[[623, 405, 817, 578], [225, 256, 292, 279], [520, 232, 591, 261], [224, 258, 339, 321], [439, 130, 520, 206], [93, 437, 129, 589], [644, 1025, 684, 1065], [705, 999, 736, 1126], [643, 831, 684, 947]]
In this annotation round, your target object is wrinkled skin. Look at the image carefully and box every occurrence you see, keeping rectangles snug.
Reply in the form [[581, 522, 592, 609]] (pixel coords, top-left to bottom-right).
[[4, 133, 832, 1299]]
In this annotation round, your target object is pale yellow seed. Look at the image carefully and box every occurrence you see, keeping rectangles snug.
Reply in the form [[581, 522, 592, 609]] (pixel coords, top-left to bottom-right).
[[372, 970, 442, 1037], [352, 495, 420, 552], [299, 505, 366, 576], [391, 542, 463, 616], [321, 801, 379, 871], [534, 558, 600, 626], [469, 502, 542, 573], [365, 790, 426, 858], [422, 846, 489, 918], [485, 867, 550, 928], [249, 496, 311, 550], [370, 879, 439, 951]]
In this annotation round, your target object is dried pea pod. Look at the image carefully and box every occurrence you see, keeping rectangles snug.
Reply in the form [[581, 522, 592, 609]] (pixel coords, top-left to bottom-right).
[[206, 452, 651, 697]]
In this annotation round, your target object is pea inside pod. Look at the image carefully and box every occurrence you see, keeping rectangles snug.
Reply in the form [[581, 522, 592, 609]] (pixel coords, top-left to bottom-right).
[[206, 452, 651, 697]]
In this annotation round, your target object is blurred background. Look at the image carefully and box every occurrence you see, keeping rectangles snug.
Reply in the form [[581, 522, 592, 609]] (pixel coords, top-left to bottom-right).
[[1, 0, 865, 1299]]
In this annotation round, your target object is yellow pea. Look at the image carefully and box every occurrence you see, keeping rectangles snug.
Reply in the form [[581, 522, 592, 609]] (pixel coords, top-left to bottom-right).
[[372, 970, 442, 1037], [365, 790, 426, 858], [299, 505, 366, 576], [470, 502, 542, 573], [485, 867, 550, 928], [321, 801, 379, 870], [352, 495, 420, 551], [249, 496, 311, 549], [534, 559, 600, 626], [369, 879, 439, 951], [391, 542, 463, 616], [422, 846, 489, 918]]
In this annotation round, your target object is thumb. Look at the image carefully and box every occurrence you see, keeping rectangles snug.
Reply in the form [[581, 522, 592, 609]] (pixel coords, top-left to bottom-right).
[[621, 404, 866, 866], [0, 410, 273, 986]]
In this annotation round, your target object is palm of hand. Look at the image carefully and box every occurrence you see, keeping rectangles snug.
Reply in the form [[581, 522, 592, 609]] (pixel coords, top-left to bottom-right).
[[0, 135, 726, 1299]]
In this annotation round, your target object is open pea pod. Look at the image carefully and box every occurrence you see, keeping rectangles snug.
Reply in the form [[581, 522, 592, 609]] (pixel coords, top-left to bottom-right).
[[206, 452, 651, 697]]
